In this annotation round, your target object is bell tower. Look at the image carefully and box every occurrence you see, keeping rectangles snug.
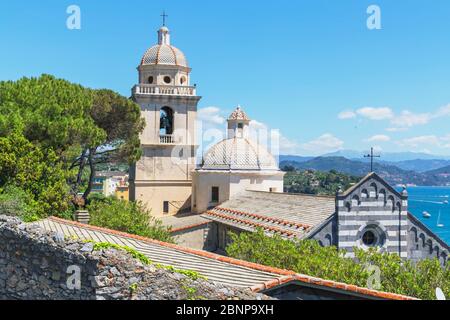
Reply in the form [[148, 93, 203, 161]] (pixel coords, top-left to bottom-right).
[[130, 22, 201, 216]]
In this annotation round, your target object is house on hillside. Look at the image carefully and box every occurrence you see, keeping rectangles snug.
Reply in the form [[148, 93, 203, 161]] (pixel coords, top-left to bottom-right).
[[92, 171, 129, 200]]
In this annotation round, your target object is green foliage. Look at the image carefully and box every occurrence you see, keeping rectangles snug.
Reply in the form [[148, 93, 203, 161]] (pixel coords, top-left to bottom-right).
[[90, 241, 152, 265], [355, 248, 450, 300], [226, 229, 450, 300], [89, 240, 205, 295], [0, 74, 104, 156], [90, 89, 144, 165], [0, 185, 40, 222], [284, 170, 360, 196], [0, 75, 145, 215], [155, 264, 206, 281], [0, 133, 72, 218], [87, 197, 174, 243], [129, 283, 138, 294], [73, 89, 145, 202], [181, 280, 206, 300]]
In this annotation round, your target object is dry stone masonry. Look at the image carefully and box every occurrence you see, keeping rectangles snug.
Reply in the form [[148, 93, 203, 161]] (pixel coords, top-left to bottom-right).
[[0, 215, 268, 300]]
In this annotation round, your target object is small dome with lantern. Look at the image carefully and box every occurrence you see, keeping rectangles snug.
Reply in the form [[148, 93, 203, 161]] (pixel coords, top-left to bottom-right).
[[200, 106, 280, 171]]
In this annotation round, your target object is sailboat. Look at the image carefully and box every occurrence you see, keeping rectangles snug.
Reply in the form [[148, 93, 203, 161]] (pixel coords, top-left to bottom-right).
[[422, 211, 431, 218], [437, 210, 444, 228]]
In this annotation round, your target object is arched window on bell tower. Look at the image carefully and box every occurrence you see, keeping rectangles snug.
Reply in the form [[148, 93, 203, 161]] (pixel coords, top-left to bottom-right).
[[160, 107, 174, 143]]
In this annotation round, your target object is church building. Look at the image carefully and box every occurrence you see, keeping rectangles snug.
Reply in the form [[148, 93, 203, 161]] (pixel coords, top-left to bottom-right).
[[130, 22, 449, 265]]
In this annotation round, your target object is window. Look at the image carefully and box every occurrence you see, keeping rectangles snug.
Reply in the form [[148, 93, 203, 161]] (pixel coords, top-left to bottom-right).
[[211, 187, 219, 203], [360, 225, 386, 248], [362, 230, 377, 246], [148, 76, 154, 84], [163, 201, 169, 214], [180, 76, 186, 85], [237, 123, 244, 129], [164, 76, 171, 84]]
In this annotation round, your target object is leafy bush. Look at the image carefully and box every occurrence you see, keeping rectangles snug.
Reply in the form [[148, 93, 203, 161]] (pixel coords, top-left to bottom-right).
[[226, 229, 450, 300], [0, 133, 71, 218], [88, 197, 174, 243], [0, 185, 39, 222]]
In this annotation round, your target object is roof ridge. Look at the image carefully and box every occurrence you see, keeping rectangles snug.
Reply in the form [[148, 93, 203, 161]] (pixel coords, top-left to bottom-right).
[[244, 189, 335, 199], [251, 275, 418, 300], [204, 211, 302, 237], [213, 207, 312, 230]]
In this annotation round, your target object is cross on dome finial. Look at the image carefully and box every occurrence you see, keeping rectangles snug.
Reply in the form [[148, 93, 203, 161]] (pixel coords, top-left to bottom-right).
[[157, 13, 171, 45], [161, 10, 168, 26]]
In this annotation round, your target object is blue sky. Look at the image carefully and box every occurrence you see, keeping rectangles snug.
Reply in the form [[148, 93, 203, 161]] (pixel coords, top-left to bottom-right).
[[2, 0, 450, 156]]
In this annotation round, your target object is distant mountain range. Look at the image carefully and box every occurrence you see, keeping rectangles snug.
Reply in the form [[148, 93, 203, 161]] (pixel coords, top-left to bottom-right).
[[280, 150, 450, 174], [279, 156, 450, 186], [322, 150, 450, 162], [381, 159, 450, 173]]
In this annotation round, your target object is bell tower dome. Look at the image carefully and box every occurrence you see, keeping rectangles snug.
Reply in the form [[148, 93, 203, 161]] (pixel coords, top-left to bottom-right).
[[130, 18, 202, 217]]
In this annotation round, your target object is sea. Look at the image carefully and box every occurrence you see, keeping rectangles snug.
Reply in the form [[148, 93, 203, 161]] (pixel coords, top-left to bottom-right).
[[399, 186, 450, 245]]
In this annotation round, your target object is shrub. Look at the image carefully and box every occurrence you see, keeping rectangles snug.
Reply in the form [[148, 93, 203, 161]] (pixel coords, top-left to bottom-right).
[[88, 197, 174, 243], [226, 229, 449, 300], [0, 133, 71, 218], [0, 185, 40, 222]]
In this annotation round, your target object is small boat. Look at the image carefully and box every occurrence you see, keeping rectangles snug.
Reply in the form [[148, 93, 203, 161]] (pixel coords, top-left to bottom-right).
[[443, 200, 449, 205], [437, 211, 444, 228], [422, 211, 431, 218]]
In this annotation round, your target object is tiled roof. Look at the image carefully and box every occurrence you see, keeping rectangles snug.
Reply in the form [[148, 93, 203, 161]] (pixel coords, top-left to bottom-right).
[[34, 217, 278, 288], [31, 217, 417, 300], [141, 44, 188, 67], [203, 190, 336, 238], [201, 138, 279, 171], [228, 107, 249, 121]]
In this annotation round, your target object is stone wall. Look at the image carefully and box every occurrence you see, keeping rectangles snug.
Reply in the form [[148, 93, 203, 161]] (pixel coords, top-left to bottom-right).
[[407, 213, 449, 265], [0, 215, 267, 300]]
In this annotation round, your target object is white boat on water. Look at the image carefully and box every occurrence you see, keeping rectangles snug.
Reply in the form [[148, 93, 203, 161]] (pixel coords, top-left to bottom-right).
[[443, 200, 449, 204], [437, 211, 444, 228], [423, 211, 431, 218]]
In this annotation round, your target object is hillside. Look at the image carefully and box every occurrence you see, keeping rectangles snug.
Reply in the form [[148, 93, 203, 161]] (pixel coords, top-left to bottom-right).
[[323, 150, 450, 162], [426, 165, 450, 176], [279, 155, 314, 163], [381, 159, 450, 173], [280, 157, 450, 186], [284, 170, 360, 196]]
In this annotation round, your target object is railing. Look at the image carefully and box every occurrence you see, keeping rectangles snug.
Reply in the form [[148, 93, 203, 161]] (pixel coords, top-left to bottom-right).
[[160, 134, 176, 144], [133, 84, 196, 96]]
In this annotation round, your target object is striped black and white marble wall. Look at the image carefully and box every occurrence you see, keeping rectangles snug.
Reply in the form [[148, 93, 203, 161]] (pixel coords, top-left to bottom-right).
[[336, 173, 408, 258]]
